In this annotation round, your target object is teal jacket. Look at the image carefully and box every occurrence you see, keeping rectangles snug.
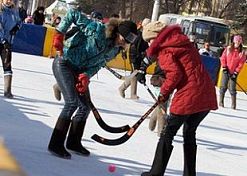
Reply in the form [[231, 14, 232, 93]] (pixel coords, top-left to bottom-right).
[[57, 8, 120, 77]]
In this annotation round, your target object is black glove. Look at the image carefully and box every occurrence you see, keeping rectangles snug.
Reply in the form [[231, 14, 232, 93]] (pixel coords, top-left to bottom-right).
[[231, 71, 238, 80], [136, 57, 153, 84], [9, 24, 20, 35], [1, 39, 11, 50], [222, 67, 228, 74], [136, 70, 146, 84]]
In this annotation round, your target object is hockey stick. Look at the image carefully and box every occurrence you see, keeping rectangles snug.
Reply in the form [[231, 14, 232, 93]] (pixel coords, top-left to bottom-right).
[[230, 77, 247, 95], [104, 65, 125, 80], [88, 98, 131, 133], [143, 83, 167, 113], [91, 102, 158, 145]]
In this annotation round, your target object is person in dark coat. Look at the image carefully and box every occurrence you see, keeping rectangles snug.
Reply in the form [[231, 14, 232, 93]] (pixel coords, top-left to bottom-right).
[[118, 20, 149, 99], [137, 21, 218, 176], [32, 6, 45, 25], [0, 0, 21, 98], [18, 1, 27, 22]]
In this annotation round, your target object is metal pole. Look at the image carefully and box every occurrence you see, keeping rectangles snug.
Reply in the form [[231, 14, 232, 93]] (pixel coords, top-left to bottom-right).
[[31, 0, 38, 15], [151, 0, 160, 22]]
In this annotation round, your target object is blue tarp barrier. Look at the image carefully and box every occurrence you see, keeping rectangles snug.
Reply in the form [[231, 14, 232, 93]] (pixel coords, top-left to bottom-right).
[[200, 55, 220, 84], [12, 24, 47, 56]]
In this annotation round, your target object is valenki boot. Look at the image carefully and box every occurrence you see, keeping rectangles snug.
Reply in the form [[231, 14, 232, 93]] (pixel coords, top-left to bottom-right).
[[118, 76, 131, 98], [4, 75, 13, 98], [130, 76, 139, 99], [53, 83, 61, 101], [219, 93, 225, 107], [231, 95, 236, 109], [48, 118, 71, 159], [149, 107, 158, 131], [66, 119, 90, 156]]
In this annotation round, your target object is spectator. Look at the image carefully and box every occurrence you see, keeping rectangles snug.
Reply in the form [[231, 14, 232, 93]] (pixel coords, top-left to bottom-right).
[[24, 15, 33, 23], [199, 41, 214, 57], [219, 35, 246, 109], [90, 11, 103, 22], [32, 6, 45, 25], [110, 13, 120, 18], [18, 0, 27, 22], [51, 16, 61, 27], [0, 0, 21, 98], [189, 32, 198, 49]]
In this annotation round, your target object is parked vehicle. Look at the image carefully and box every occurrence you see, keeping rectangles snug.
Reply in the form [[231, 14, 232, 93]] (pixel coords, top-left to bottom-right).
[[159, 14, 230, 55]]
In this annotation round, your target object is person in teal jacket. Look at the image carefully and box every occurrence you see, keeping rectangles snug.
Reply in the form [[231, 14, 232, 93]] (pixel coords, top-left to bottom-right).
[[0, 0, 21, 98], [48, 0, 138, 159]]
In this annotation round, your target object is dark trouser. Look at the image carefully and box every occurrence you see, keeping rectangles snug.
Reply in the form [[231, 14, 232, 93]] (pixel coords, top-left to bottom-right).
[[219, 72, 237, 95], [219, 72, 237, 109], [147, 110, 209, 176], [1, 44, 12, 75], [52, 57, 91, 121]]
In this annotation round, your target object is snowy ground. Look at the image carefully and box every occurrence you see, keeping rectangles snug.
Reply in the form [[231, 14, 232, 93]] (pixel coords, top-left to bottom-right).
[[0, 53, 246, 176]]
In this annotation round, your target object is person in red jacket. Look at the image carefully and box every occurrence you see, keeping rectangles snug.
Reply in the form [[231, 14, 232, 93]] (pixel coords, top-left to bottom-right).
[[219, 35, 246, 109], [136, 21, 218, 176]]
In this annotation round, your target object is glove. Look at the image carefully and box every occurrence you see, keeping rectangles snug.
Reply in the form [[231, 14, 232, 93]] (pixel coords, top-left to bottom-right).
[[53, 31, 64, 55], [75, 74, 89, 94], [231, 71, 238, 80], [158, 93, 168, 104], [136, 70, 146, 84], [136, 57, 153, 84], [9, 24, 20, 35], [1, 39, 11, 50], [222, 67, 228, 74]]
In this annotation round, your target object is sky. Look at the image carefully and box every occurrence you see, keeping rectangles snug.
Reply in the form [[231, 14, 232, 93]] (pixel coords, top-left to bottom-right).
[[0, 52, 246, 176]]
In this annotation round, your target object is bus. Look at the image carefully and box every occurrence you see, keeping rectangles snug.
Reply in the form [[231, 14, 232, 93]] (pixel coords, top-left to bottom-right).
[[159, 14, 230, 55]]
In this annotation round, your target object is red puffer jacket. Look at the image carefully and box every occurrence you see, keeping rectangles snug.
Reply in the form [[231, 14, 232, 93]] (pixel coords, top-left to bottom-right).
[[220, 46, 246, 74], [146, 25, 218, 115]]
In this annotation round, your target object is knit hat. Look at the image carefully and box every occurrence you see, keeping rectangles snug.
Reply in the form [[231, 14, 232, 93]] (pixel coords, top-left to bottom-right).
[[142, 21, 167, 42], [118, 20, 138, 43], [233, 35, 243, 44], [141, 18, 151, 27]]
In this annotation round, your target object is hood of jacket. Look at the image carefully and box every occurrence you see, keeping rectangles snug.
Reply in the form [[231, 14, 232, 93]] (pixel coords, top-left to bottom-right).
[[146, 25, 192, 58]]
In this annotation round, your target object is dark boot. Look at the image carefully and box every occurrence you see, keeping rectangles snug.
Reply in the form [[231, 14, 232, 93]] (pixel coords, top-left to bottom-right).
[[219, 93, 224, 107], [231, 95, 236, 110], [4, 75, 13, 99], [183, 144, 197, 176], [142, 136, 173, 176], [48, 118, 71, 159], [66, 119, 90, 156]]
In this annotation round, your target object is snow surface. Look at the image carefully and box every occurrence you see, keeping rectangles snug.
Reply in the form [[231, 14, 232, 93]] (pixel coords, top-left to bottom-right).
[[0, 52, 246, 176]]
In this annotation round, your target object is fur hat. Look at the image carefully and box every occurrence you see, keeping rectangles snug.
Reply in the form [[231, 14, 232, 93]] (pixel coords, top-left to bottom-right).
[[105, 18, 121, 39], [142, 21, 167, 42], [233, 35, 243, 44]]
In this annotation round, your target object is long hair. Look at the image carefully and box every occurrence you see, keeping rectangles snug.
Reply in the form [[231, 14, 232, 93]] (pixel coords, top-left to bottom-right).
[[229, 42, 243, 53]]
